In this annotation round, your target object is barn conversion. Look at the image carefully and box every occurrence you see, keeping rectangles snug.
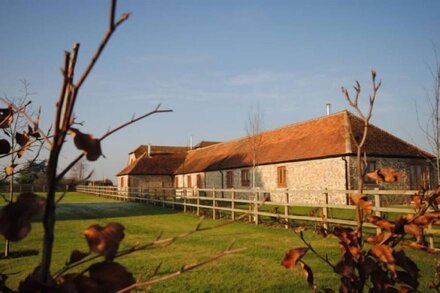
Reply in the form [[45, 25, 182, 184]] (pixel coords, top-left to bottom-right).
[[116, 110, 434, 204]]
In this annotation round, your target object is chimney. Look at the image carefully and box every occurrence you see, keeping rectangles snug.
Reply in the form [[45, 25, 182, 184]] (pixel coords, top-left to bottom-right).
[[147, 144, 152, 158], [190, 135, 193, 150], [326, 103, 331, 116]]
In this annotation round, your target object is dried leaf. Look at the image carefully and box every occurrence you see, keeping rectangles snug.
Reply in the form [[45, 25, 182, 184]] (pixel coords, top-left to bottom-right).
[[67, 250, 90, 265], [0, 108, 13, 129], [4, 164, 17, 176], [281, 247, 308, 269], [411, 193, 422, 208], [57, 273, 99, 292], [0, 193, 45, 241], [394, 250, 419, 279], [399, 241, 436, 254], [365, 232, 393, 245], [404, 223, 423, 239], [367, 215, 395, 231], [367, 168, 402, 184], [350, 194, 372, 215], [300, 262, 316, 292], [370, 245, 397, 277], [412, 212, 440, 226], [0, 139, 11, 155], [89, 262, 135, 292], [15, 132, 29, 147], [69, 128, 102, 161], [83, 222, 125, 261], [334, 253, 355, 279], [396, 270, 419, 290]]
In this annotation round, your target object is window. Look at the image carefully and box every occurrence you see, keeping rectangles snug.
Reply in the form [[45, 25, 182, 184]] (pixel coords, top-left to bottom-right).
[[241, 169, 250, 186], [408, 164, 431, 189], [277, 166, 287, 188], [365, 161, 377, 182], [187, 175, 192, 188], [226, 171, 234, 188], [175, 176, 179, 188], [196, 174, 202, 188]]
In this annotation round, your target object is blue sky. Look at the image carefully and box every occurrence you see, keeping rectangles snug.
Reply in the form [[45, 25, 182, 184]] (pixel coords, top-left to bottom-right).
[[1, 0, 439, 181]]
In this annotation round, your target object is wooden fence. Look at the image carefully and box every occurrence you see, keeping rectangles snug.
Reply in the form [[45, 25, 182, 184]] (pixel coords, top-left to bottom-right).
[[76, 185, 440, 248]]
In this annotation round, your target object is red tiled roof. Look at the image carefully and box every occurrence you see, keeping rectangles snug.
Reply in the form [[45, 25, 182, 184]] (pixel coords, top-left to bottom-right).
[[174, 111, 433, 174], [117, 152, 186, 176], [117, 110, 433, 176]]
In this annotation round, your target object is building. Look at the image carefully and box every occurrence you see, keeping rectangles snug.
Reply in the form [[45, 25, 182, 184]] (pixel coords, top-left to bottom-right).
[[116, 111, 434, 204]]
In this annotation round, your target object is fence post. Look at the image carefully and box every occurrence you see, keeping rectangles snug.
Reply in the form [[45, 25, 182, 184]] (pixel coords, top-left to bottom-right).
[[172, 188, 176, 210], [254, 189, 259, 225], [428, 223, 435, 249], [162, 188, 165, 207], [213, 187, 216, 220], [322, 188, 329, 230], [196, 188, 200, 216], [183, 188, 187, 213], [374, 187, 382, 235], [284, 189, 289, 229], [231, 188, 235, 220]]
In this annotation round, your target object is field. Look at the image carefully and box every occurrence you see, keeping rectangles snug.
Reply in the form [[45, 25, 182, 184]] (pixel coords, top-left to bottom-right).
[[0, 192, 437, 292]]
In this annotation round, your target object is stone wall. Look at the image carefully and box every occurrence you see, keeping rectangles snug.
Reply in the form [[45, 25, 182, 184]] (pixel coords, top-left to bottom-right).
[[117, 174, 173, 190], [177, 157, 348, 204], [347, 156, 435, 190]]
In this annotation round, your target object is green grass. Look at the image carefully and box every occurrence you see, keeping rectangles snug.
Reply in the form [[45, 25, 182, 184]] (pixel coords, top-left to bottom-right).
[[0, 192, 437, 292]]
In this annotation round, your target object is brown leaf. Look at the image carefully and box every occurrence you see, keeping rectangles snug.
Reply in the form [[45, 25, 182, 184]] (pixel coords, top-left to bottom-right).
[[15, 132, 29, 147], [393, 250, 419, 279], [89, 262, 135, 292], [367, 168, 403, 184], [411, 193, 422, 209], [404, 223, 423, 239], [350, 194, 372, 215], [69, 128, 102, 161], [396, 271, 419, 290], [4, 164, 17, 176], [281, 247, 308, 269], [67, 250, 90, 265], [83, 222, 125, 261], [0, 139, 11, 155], [370, 245, 397, 277], [57, 273, 99, 292], [300, 262, 316, 292], [412, 212, 440, 226], [334, 253, 355, 279], [367, 215, 395, 231], [0, 108, 13, 128], [365, 232, 393, 245], [0, 193, 45, 241], [399, 241, 436, 254]]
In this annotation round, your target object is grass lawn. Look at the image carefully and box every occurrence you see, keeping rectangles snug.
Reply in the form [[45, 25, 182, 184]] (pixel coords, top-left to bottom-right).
[[0, 192, 438, 292]]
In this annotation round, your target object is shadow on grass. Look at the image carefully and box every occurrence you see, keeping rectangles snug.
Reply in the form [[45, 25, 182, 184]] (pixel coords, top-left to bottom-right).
[[32, 202, 181, 222], [0, 249, 39, 259]]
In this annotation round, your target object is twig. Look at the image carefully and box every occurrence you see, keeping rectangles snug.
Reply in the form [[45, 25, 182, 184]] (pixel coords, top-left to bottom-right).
[[54, 213, 248, 278], [116, 245, 245, 293], [55, 104, 172, 182], [295, 230, 336, 271]]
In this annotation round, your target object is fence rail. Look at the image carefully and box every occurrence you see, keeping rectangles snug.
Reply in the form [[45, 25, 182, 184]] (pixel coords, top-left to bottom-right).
[[76, 185, 440, 249]]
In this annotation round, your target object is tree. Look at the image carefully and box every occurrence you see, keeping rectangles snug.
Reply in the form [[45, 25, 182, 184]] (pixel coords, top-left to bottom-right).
[[245, 105, 264, 193], [0, 2, 240, 291], [15, 159, 47, 190], [68, 157, 90, 183], [0, 80, 45, 257], [417, 45, 440, 184]]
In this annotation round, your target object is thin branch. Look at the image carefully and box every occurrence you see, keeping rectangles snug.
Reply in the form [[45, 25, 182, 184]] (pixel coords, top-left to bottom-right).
[[116, 245, 244, 293], [56, 105, 172, 182], [75, 6, 130, 89], [295, 230, 336, 270], [54, 214, 248, 278]]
